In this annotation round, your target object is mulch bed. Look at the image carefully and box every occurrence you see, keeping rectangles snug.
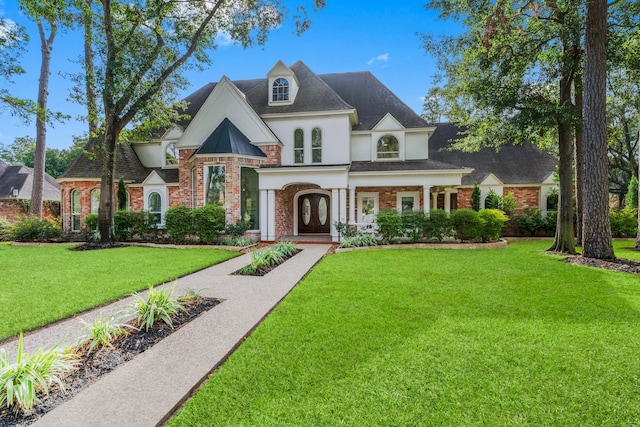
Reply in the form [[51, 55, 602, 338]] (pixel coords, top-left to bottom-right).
[[68, 242, 129, 251], [233, 249, 301, 276], [563, 255, 640, 274], [0, 297, 221, 427]]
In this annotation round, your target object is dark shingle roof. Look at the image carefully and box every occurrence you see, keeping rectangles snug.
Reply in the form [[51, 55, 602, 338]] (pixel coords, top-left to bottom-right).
[[429, 123, 558, 185], [350, 159, 467, 173], [0, 161, 60, 200], [194, 118, 266, 158]]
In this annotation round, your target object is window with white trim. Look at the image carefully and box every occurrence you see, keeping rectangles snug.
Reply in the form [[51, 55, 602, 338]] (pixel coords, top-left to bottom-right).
[[312, 127, 322, 163], [71, 190, 81, 232], [397, 191, 420, 213], [358, 192, 379, 223], [294, 129, 304, 164], [377, 135, 399, 159], [90, 189, 100, 214], [148, 192, 162, 225], [272, 78, 289, 101]]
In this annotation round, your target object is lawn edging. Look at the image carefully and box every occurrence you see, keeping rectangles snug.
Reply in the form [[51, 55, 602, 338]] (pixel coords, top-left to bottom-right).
[[335, 238, 508, 252]]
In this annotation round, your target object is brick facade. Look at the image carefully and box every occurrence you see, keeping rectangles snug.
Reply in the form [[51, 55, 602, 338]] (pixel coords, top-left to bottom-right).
[[0, 199, 59, 222], [275, 184, 321, 238], [261, 144, 282, 165], [456, 186, 540, 213]]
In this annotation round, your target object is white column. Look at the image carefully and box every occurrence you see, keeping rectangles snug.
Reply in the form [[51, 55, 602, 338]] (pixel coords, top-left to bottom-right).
[[444, 188, 451, 213], [431, 191, 438, 212], [331, 189, 339, 242], [339, 189, 347, 224], [267, 190, 276, 241], [260, 190, 268, 241], [349, 187, 356, 225], [424, 186, 431, 212]]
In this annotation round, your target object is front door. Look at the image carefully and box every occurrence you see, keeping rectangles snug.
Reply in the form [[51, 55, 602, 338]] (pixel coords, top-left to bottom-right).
[[298, 193, 330, 234]]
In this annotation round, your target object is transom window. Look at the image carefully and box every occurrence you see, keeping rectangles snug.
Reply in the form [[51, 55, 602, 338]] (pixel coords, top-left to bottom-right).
[[71, 190, 81, 232], [165, 143, 178, 166], [294, 129, 304, 164], [272, 78, 289, 102], [377, 135, 399, 159], [90, 189, 100, 214], [148, 192, 162, 225], [312, 127, 322, 163]]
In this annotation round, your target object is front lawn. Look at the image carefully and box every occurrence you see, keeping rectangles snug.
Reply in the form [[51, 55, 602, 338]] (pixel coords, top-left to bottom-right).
[[0, 244, 237, 340], [169, 240, 640, 426]]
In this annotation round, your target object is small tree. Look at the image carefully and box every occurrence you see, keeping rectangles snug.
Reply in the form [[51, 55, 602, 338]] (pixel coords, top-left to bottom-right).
[[117, 177, 127, 211], [471, 183, 481, 211], [626, 176, 638, 209], [484, 189, 500, 210]]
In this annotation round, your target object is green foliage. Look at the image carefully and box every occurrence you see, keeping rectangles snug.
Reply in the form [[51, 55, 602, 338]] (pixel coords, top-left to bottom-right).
[[375, 209, 403, 244], [83, 213, 98, 232], [164, 206, 194, 244], [610, 209, 638, 238], [273, 241, 297, 257], [179, 288, 205, 304], [131, 286, 184, 331], [339, 234, 378, 248], [114, 210, 154, 241], [0, 135, 85, 178], [0, 217, 11, 241], [546, 188, 559, 211], [0, 334, 77, 413], [450, 209, 484, 242], [334, 221, 358, 238], [78, 313, 133, 354], [8, 215, 61, 241], [192, 205, 225, 244], [500, 193, 518, 216], [484, 189, 501, 210], [225, 219, 251, 237], [478, 209, 508, 241], [219, 237, 256, 247], [117, 178, 127, 211], [626, 176, 638, 209], [471, 184, 481, 212], [239, 242, 298, 275], [401, 210, 427, 242], [424, 209, 454, 241], [513, 208, 557, 237]]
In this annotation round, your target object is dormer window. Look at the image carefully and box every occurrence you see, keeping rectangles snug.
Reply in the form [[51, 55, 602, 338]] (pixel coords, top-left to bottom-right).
[[165, 143, 178, 166], [272, 78, 289, 102], [377, 135, 399, 159]]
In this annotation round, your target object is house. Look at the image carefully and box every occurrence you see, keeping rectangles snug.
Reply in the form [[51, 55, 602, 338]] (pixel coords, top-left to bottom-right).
[[0, 159, 61, 221], [58, 60, 558, 241]]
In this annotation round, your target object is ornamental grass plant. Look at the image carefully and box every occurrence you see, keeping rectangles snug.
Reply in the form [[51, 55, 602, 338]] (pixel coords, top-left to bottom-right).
[[131, 286, 184, 331]]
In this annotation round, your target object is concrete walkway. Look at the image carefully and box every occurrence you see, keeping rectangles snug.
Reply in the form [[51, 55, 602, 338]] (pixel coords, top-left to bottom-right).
[[1, 243, 332, 427]]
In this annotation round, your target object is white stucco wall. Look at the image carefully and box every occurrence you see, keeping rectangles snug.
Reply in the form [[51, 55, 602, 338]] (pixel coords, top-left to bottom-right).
[[405, 132, 428, 160], [132, 142, 163, 168], [351, 134, 371, 161]]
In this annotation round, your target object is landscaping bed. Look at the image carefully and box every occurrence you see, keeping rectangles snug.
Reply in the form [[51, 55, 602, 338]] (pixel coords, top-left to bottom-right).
[[0, 297, 221, 427]]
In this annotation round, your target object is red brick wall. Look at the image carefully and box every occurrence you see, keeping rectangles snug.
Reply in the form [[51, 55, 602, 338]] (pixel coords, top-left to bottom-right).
[[457, 188, 473, 209], [275, 184, 321, 238], [505, 186, 540, 213], [261, 144, 281, 165], [355, 186, 424, 218], [0, 199, 59, 222], [177, 148, 197, 206]]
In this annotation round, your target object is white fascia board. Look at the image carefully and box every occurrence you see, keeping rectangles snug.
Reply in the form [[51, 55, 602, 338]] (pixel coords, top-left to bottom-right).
[[260, 109, 357, 120], [258, 165, 350, 174], [57, 178, 102, 183], [141, 170, 166, 185], [351, 126, 437, 135], [257, 165, 350, 190], [349, 167, 473, 177], [349, 171, 470, 187]]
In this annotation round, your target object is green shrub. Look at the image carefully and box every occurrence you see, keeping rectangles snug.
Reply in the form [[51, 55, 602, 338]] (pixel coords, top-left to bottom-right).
[[478, 209, 508, 241], [114, 210, 154, 241], [219, 237, 256, 247], [500, 193, 518, 216], [8, 215, 61, 241], [610, 208, 638, 238], [273, 241, 297, 257], [484, 189, 501, 210], [164, 205, 193, 243], [225, 219, 251, 237], [546, 188, 559, 211], [626, 176, 638, 209], [424, 209, 453, 241], [401, 210, 427, 242], [339, 233, 378, 248], [83, 213, 98, 232], [131, 286, 184, 331], [542, 210, 557, 235], [0, 217, 11, 241], [192, 205, 225, 244], [376, 209, 403, 244], [471, 183, 481, 211], [450, 209, 484, 242], [335, 221, 358, 238], [0, 334, 77, 412], [513, 208, 544, 237], [78, 313, 133, 354]]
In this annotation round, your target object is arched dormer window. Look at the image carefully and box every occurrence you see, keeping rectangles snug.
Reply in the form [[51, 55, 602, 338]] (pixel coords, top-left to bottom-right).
[[165, 143, 178, 166], [272, 78, 289, 102], [312, 127, 322, 163], [294, 129, 304, 164], [377, 135, 399, 159]]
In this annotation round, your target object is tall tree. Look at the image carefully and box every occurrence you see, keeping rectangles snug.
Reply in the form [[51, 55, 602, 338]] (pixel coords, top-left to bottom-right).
[[582, 0, 614, 259], [79, 0, 324, 244], [0, 18, 33, 119], [423, 0, 583, 254], [0, 135, 86, 178]]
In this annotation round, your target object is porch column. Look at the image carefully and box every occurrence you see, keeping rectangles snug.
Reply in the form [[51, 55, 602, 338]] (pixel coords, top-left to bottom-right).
[[331, 188, 339, 242], [260, 190, 268, 241], [267, 190, 276, 241], [339, 189, 347, 224], [349, 186, 356, 225], [431, 191, 438, 212], [423, 186, 431, 212], [444, 188, 452, 213]]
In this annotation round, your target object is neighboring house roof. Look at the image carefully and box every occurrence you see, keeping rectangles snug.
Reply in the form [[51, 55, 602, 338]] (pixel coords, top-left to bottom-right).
[[428, 123, 558, 185], [194, 118, 267, 158], [59, 139, 178, 184], [350, 159, 467, 173], [0, 159, 61, 200]]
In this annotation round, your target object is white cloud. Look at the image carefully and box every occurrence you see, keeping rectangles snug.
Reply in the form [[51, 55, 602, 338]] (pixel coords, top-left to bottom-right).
[[368, 53, 389, 66], [215, 31, 235, 47]]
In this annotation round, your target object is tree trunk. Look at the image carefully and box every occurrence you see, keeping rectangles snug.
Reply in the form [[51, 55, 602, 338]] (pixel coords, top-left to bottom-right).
[[97, 117, 118, 243], [549, 120, 577, 254], [582, 0, 614, 259], [83, 0, 98, 137], [574, 76, 584, 246], [29, 19, 56, 217], [636, 134, 640, 248]]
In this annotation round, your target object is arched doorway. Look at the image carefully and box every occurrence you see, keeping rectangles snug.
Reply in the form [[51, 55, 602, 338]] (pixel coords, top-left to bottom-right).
[[297, 193, 330, 234]]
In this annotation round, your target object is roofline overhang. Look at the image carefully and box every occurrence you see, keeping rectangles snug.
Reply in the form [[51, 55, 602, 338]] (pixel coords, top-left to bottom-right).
[[457, 182, 556, 188], [257, 164, 350, 174], [351, 126, 437, 135], [57, 178, 102, 183], [189, 153, 267, 161], [349, 167, 473, 177], [260, 108, 358, 123]]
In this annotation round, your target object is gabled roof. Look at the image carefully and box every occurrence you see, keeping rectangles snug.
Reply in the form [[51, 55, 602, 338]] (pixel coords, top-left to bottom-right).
[[428, 123, 558, 185], [0, 159, 60, 200], [59, 139, 178, 184], [194, 118, 266, 157]]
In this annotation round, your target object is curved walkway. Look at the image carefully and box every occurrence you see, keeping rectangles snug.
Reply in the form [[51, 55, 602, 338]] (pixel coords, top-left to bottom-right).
[[2, 243, 332, 427]]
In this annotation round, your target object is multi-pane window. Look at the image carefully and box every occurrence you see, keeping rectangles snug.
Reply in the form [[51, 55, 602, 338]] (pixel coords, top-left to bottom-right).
[[241, 167, 259, 230], [294, 129, 304, 164], [359, 193, 378, 223], [377, 135, 399, 159], [71, 190, 81, 232], [205, 165, 226, 205], [90, 189, 100, 214], [272, 78, 289, 101], [397, 191, 419, 213], [148, 192, 162, 225], [165, 143, 178, 166], [312, 127, 322, 163]]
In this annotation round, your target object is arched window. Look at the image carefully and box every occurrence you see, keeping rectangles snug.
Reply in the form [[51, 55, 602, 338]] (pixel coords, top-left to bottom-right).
[[71, 190, 81, 232], [165, 143, 178, 166], [377, 135, 399, 159], [272, 78, 289, 101], [294, 129, 304, 164], [148, 192, 162, 225], [90, 189, 100, 214], [312, 127, 322, 163]]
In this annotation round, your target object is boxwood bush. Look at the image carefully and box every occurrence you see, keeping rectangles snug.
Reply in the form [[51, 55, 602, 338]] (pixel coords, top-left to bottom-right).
[[425, 209, 453, 241], [478, 209, 508, 241], [450, 209, 484, 242], [8, 215, 61, 241], [164, 206, 194, 243], [192, 205, 226, 244], [610, 208, 637, 238]]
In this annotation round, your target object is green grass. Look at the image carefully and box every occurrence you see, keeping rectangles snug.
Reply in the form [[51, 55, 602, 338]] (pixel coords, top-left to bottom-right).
[[169, 240, 640, 426], [0, 244, 237, 340]]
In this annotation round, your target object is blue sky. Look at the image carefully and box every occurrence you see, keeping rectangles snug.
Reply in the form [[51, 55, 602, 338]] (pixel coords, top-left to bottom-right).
[[0, 0, 458, 150]]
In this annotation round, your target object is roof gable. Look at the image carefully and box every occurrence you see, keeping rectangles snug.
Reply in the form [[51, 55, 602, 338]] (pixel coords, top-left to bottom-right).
[[372, 113, 404, 132], [194, 118, 267, 157]]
